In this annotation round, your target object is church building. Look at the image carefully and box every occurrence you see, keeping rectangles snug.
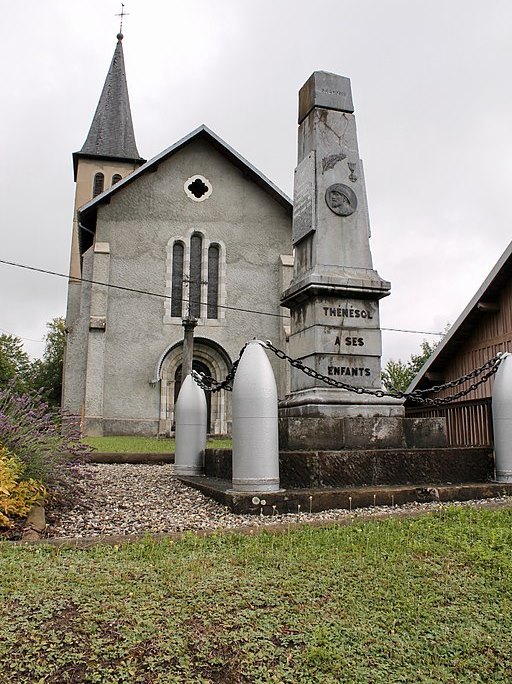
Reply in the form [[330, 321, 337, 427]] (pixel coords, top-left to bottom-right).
[[62, 34, 293, 436]]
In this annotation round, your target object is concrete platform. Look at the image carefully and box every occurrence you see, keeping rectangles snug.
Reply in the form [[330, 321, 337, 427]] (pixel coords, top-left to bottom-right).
[[178, 476, 512, 515], [205, 447, 494, 489]]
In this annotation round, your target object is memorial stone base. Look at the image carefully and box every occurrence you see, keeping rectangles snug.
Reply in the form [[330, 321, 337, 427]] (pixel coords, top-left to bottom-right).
[[278, 412, 448, 451]]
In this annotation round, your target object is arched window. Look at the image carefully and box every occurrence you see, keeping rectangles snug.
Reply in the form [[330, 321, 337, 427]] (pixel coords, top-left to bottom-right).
[[171, 242, 184, 318], [93, 172, 104, 198], [166, 233, 225, 322], [207, 244, 220, 319], [111, 173, 122, 186], [189, 233, 202, 318]]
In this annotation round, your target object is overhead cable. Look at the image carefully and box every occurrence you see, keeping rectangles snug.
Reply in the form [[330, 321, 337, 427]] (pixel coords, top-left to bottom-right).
[[0, 258, 445, 335]]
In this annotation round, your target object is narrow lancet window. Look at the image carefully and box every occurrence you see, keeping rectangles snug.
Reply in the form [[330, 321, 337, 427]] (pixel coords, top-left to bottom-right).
[[207, 244, 220, 319], [93, 172, 105, 197], [111, 173, 122, 186], [189, 233, 202, 318], [171, 242, 184, 318], [166, 234, 224, 321]]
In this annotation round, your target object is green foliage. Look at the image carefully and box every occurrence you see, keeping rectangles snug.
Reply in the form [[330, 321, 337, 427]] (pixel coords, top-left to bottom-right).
[[382, 339, 440, 393], [0, 334, 31, 394], [0, 443, 46, 528], [1, 507, 511, 682], [0, 385, 89, 484], [29, 317, 66, 406], [0, 318, 66, 405]]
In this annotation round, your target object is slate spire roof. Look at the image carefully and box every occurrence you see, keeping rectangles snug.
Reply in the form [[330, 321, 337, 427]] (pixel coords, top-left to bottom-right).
[[78, 34, 144, 164]]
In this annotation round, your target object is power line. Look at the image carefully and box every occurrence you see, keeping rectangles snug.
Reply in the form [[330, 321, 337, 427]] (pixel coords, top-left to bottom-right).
[[0, 257, 445, 336], [0, 257, 286, 319], [381, 327, 444, 336], [0, 327, 44, 343]]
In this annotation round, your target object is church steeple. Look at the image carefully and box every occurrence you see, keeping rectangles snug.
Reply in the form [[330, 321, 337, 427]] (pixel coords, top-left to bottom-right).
[[73, 34, 144, 177], [80, 34, 142, 161], [68, 33, 145, 284]]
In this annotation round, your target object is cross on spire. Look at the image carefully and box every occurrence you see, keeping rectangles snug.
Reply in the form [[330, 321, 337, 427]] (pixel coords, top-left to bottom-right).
[[116, 3, 129, 38]]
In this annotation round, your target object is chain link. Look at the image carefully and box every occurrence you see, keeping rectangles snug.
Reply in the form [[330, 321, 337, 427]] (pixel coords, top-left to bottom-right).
[[190, 338, 504, 406], [192, 344, 248, 392], [264, 340, 504, 406], [402, 354, 503, 396]]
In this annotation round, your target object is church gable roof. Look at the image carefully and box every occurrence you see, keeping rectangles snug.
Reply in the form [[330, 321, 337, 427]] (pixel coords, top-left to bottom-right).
[[78, 126, 292, 257], [78, 125, 292, 224], [76, 37, 144, 166]]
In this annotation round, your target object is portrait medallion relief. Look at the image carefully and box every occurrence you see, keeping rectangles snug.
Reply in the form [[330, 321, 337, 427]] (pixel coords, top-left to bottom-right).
[[325, 183, 357, 216]]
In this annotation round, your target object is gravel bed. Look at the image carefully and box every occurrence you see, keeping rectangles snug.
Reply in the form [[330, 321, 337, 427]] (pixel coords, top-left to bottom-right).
[[45, 463, 512, 539]]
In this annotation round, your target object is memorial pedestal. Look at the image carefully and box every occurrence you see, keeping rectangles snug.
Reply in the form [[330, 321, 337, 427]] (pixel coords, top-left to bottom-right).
[[278, 413, 448, 452]]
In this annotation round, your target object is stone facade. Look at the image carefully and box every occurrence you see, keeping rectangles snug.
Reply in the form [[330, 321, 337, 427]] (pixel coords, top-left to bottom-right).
[[63, 131, 293, 436]]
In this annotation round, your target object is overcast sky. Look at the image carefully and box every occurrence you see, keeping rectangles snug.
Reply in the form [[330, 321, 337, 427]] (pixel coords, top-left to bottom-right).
[[1, 0, 511, 366]]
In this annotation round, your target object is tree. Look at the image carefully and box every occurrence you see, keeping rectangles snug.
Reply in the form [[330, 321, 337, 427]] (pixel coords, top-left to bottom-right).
[[0, 334, 31, 393], [382, 339, 439, 393], [29, 318, 66, 406]]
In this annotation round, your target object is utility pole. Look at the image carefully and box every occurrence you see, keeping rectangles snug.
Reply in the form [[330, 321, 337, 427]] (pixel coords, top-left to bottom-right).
[[181, 272, 205, 379], [181, 315, 197, 379]]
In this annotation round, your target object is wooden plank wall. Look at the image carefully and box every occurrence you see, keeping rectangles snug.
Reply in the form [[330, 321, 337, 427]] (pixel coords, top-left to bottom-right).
[[405, 273, 512, 445], [407, 400, 493, 447], [434, 275, 512, 403]]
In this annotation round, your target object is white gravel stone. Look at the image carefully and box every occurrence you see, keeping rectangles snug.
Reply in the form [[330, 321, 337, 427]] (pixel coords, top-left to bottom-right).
[[45, 463, 512, 539]]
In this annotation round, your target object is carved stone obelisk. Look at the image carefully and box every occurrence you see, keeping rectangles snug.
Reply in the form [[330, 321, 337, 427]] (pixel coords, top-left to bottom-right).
[[280, 72, 403, 445]]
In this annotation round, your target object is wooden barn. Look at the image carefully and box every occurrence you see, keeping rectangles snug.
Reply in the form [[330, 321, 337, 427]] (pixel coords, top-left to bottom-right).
[[406, 241, 512, 447]]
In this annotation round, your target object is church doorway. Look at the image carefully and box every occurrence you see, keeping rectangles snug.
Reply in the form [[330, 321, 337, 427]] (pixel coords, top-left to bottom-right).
[[173, 361, 212, 431], [157, 337, 231, 436]]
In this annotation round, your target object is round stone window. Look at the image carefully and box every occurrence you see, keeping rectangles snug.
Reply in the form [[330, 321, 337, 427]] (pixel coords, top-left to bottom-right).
[[184, 175, 212, 202]]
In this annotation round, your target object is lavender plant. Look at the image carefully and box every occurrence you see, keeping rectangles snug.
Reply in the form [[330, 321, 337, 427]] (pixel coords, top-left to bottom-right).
[[0, 384, 90, 484]]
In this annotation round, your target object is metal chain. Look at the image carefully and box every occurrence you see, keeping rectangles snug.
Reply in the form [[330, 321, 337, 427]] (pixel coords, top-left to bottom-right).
[[402, 353, 503, 395], [191, 338, 503, 405], [192, 344, 247, 393], [405, 363, 501, 405], [264, 340, 504, 406]]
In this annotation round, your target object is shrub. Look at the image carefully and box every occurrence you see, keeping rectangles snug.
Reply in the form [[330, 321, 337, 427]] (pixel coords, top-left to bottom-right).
[[0, 444, 46, 528], [0, 385, 89, 485]]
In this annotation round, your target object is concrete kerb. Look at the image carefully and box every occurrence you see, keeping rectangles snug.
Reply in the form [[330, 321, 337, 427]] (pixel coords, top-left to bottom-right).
[[89, 452, 174, 464], [10, 497, 512, 550]]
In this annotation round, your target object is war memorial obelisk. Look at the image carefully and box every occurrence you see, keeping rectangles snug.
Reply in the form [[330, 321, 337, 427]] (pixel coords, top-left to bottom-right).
[[280, 72, 404, 448]]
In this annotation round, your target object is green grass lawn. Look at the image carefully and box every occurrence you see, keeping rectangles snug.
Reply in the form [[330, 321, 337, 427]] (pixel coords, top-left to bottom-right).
[[1, 506, 511, 683], [83, 436, 232, 453]]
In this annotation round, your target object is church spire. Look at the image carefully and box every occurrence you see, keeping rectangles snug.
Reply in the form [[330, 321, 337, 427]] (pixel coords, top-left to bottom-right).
[[77, 34, 143, 166]]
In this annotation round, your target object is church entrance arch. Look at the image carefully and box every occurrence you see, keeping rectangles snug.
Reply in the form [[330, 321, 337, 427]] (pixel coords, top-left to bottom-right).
[[157, 337, 231, 435]]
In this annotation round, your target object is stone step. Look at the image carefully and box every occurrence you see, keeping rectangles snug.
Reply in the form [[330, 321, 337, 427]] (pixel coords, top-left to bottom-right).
[[205, 447, 494, 488], [177, 476, 512, 515]]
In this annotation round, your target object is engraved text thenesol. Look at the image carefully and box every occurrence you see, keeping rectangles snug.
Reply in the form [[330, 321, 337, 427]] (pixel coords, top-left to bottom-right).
[[323, 306, 373, 320]]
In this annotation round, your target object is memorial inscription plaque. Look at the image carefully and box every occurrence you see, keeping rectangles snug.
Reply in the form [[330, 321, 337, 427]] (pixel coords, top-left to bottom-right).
[[292, 152, 316, 245]]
